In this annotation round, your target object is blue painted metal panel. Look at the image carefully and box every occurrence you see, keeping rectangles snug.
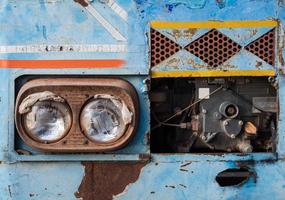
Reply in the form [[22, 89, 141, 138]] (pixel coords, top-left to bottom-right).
[[0, 0, 284, 199]]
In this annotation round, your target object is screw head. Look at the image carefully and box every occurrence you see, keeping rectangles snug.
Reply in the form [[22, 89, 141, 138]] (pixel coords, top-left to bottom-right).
[[224, 121, 229, 126], [238, 121, 244, 126], [230, 134, 236, 139], [202, 109, 207, 114], [201, 135, 206, 140]]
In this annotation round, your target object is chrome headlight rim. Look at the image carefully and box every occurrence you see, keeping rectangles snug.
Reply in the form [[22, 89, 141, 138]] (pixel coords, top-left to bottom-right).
[[21, 100, 73, 144], [79, 94, 132, 145]]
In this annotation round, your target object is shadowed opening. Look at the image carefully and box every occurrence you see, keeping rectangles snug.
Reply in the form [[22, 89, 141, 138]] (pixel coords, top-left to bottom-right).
[[216, 168, 252, 187]]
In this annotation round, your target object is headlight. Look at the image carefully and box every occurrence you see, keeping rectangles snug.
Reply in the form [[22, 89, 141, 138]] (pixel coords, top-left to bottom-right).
[[15, 78, 139, 152], [22, 100, 72, 143], [80, 94, 132, 143]]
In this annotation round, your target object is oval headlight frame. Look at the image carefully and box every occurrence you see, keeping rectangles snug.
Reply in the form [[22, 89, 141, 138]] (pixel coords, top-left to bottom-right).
[[15, 78, 139, 152]]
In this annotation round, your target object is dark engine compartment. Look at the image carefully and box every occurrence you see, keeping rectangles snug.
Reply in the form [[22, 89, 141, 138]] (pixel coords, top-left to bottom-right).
[[150, 77, 278, 153]]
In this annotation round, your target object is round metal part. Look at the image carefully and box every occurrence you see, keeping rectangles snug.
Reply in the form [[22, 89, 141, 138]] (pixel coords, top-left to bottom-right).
[[219, 101, 239, 118], [80, 95, 131, 144], [22, 101, 72, 143], [221, 119, 243, 138]]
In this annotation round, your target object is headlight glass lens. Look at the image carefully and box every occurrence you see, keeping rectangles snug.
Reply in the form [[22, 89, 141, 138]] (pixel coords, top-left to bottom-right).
[[23, 101, 72, 142], [80, 96, 131, 143]]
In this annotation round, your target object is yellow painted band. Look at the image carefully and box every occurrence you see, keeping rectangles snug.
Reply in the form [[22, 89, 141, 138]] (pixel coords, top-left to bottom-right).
[[151, 70, 275, 78], [150, 20, 278, 29]]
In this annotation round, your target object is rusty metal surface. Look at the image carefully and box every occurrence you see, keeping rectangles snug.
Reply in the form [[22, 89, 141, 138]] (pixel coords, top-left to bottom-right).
[[245, 28, 276, 66], [75, 161, 147, 200], [185, 29, 242, 67], [150, 28, 182, 67], [15, 78, 139, 152]]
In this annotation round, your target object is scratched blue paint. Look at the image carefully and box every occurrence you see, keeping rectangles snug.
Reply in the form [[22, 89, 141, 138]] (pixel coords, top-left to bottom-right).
[[0, 162, 84, 200], [115, 160, 285, 200], [0, 0, 284, 199]]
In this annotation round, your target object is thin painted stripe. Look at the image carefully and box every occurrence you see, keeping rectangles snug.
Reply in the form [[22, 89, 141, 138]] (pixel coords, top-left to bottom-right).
[[151, 70, 275, 78], [106, 0, 128, 21], [150, 20, 278, 29], [85, 4, 127, 41], [0, 44, 127, 54], [0, 59, 124, 68]]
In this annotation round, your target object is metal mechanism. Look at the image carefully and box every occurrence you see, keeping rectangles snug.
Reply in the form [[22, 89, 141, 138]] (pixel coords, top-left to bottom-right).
[[15, 78, 139, 152], [151, 77, 277, 153]]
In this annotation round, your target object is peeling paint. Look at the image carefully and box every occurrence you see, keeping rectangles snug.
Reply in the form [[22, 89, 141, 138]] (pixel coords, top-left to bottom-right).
[[188, 58, 237, 70], [75, 162, 147, 200]]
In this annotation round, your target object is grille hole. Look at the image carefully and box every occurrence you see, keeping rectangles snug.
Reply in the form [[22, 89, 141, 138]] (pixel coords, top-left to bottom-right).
[[216, 168, 252, 187]]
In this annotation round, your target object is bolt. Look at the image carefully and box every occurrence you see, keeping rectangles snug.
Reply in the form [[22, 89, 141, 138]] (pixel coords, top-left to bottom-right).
[[201, 135, 206, 140], [224, 121, 229, 126], [202, 109, 207, 114], [238, 120, 244, 126], [230, 134, 236, 139]]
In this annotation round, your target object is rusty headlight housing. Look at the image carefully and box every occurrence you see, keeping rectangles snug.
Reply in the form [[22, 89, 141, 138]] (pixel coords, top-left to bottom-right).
[[15, 78, 139, 152]]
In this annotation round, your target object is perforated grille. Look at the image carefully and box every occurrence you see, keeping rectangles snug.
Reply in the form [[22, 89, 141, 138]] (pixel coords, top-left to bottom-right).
[[245, 29, 275, 66], [150, 28, 182, 67], [185, 29, 242, 67]]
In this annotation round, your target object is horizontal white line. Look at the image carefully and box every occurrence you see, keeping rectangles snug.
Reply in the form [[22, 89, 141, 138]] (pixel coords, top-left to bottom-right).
[[85, 4, 127, 41], [0, 44, 128, 53]]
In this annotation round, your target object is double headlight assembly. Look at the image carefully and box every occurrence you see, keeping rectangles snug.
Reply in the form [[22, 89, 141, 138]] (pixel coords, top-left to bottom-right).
[[15, 78, 139, 152]]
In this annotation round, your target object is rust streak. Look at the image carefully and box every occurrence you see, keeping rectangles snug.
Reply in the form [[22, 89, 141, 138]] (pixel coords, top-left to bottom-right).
[[75, 162, 147, 200], [74, 0, 89, 7]]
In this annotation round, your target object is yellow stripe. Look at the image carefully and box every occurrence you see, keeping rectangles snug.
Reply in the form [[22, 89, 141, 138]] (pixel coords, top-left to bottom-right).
[[150, 20, 278, 29], [151, 70, 275, 78]]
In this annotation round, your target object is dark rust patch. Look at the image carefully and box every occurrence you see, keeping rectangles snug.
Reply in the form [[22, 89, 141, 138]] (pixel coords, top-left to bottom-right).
[[74, 0, 89, 7], [75, 162, 147, 200]]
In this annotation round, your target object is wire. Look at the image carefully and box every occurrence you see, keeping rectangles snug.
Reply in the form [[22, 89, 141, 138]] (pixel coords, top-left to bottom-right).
[[151, 111, 182, 129], [162, 85, 223, 123], [151, 85, 223, 130]]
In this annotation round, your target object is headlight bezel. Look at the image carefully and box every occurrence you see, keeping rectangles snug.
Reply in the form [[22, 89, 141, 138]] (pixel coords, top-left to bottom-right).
[[15, 78, 139, 153]]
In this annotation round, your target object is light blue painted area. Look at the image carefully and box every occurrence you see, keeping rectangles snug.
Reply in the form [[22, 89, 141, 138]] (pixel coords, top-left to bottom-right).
[[157, 28, 211, 47], [224, 50, 274, 70], [0, 0, 147, 74], [219, 27, 273, 46], [0, 162, 84, 200], [0, 0, 284, 199], [116, 159, 285, 200]]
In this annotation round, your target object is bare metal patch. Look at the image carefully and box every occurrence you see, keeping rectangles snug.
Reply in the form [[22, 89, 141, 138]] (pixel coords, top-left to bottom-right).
[[75, 162, 147, 200]]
